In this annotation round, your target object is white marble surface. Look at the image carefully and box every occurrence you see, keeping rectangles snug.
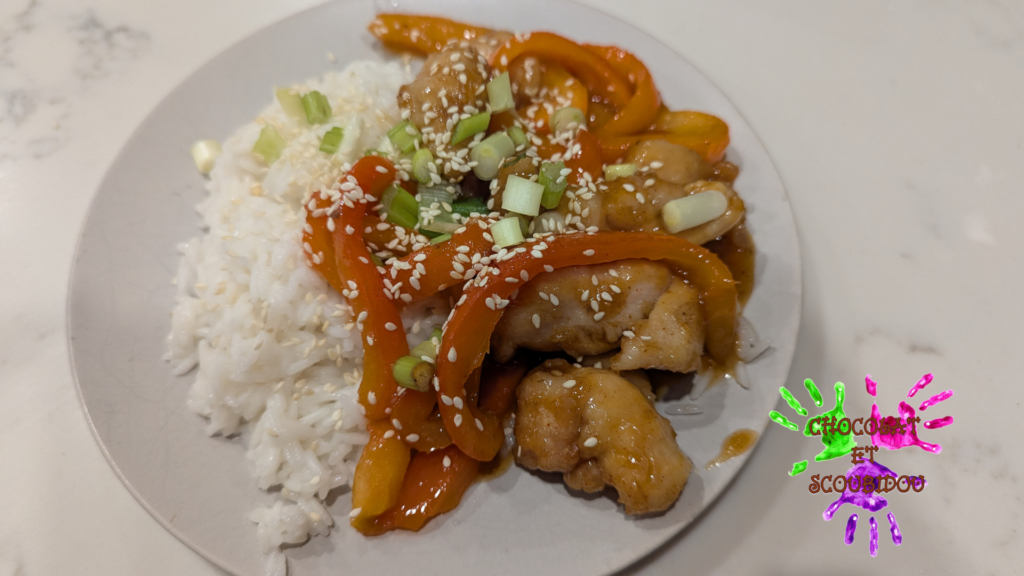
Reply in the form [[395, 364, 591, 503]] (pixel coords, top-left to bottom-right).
[[0, 0, 1021, 574]]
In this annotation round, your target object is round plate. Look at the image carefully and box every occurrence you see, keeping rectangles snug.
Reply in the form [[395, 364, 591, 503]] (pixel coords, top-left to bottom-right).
[[68, 0, 801, 574]]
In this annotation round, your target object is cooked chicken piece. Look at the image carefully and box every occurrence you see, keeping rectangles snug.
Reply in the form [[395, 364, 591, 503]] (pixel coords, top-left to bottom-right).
[[491, 260, 672, 362], [611, 278, 704, 373], [514, 360, 691, 514], [626, 139, 713, 186], [491, 260, 706, 373], [467, 31, 513, 60], [579, 353, 656, 402], [553, 140, 744, 244], [398, 44, 490, 183]]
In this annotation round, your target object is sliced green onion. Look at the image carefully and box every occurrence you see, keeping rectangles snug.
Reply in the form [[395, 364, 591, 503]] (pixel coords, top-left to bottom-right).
[[470, 132, 515, 180], [501, 174, 545, 217], [429, 233, 452, 245], [412, 148, 435, 184], [301, 91, 332, 124], [419, 228, 444, 239], [319, 127, 344, 154], [252, 125, 286, 165], [381, 185, 419, 229], [538, 161, 568, 209], [507, 126, 529, 149], [490, 216, 525, 248], [451, 112, 491, 145], [409, 328, 443, 361], [364, 148, 381, 157], [604, 163, 638, 181], [417, 184, 456, 207], [275, 88, 305, 120], [392, 355, 435, 392], [370, 253, 384, 267], [451, 198, 488, 218], [662, 190, 729, 233], [515, 213, 531, 236], [551, 106, 585, 134], [487, 72, 514, 113], [388, 120, 421, 154], [191, 140, 221, 175]]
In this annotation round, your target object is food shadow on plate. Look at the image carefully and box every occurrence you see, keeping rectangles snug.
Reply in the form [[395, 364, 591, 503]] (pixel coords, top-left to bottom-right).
[[650, 370, 728, 432]]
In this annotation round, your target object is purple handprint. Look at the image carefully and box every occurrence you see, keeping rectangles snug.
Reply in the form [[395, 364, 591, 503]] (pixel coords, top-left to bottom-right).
[[823, 459, 920, 556]]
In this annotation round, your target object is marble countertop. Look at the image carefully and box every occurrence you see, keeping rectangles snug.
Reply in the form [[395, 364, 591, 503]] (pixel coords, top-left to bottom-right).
[[1, 0, 1021, 574]]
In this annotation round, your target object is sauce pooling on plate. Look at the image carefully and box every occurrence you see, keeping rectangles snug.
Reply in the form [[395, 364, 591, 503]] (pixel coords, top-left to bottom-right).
[[705, 428, 759, 470]]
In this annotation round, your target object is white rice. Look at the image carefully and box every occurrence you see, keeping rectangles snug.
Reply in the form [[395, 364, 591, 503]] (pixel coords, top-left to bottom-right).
[[166, 60, 449, 574]]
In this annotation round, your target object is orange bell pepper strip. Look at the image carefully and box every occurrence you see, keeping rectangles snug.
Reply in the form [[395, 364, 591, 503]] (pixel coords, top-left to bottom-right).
[[358, 354, 532, 535], [368, 14, 491, 55], [564, 129, 604, 185], [584, 45, 661, 137], [595, 112, 731, 165], [303, 192, 344, 294], [383, 219, 493, 303], [490, 32, 632, 110], [435, 232, 738, 461], [327, 156, 408, 421]]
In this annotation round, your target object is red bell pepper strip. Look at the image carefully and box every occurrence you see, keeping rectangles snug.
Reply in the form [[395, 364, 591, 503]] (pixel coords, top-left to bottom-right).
[[584, 45, 662, 137], [564, 129, 604, 185], [434, 231, 738, 461], [368, 14, 492, 55], [490, 32, 632, 110]]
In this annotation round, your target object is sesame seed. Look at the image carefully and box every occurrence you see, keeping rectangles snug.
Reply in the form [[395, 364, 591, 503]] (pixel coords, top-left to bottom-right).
[[454, 414, 463, 427], [475, 418, 484, 431], [591, 275, 599, 286], [453, 396, 464, 409], [550, 295, 560, 305], [520, 270, 530, 281], [392, 418, 403, 430], [544, 265, 554, 273], [385, 322, 397, 331], [367, 391, 377, 405], [505, 277, 519, 283], [590, 300, 600, 312], [641, 335, 652, 341], [375, 165, 388, 173], [581, 290, 590, 301], [349, 508, 363, 518], [383, 430, 395, 439], [583, 249, 595, 257], [406, 433, 420, 443], [593, 311, 606, 321], [650, 161, 664, 169], [610, 285, 621, 293], [532, 314, 541, 329], [443, 456, 452, 467], [448, 347, 458, 362], [583, 437, 598, 447], [601, 292, 613, 301], [562, 379, 577, 388], [311, 475, 321, 485], [623, 330, 636, 338], [441, 394, 453, 405]]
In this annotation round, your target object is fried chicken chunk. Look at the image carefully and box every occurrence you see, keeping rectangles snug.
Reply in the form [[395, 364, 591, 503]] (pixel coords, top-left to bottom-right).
[[514, 360, 691, 514], [398, 43, 490, 183], [491, 260, 705, 373]]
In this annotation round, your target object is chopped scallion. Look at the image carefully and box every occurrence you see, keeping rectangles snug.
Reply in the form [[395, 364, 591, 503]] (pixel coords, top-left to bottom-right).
[[551, 106, 585, 134], [381, 185, 419, 229], [501, 174, 545, 217], [319, 127, 344, 154], [275, 88, 305, 120], [470, 132, 515, 180], [538, 161, 568, 209], [301, 91, 332, 124], [388, 120, 421, 154], [662, 190, 729, 233], [507, 126, 529, 149], [604, 163, 638, 181], [370, 253, 384, 267], [451, 198, 488, 218], [490, 216, 525, 248], [252, 125, 286, 165], [191, 140, 221, 175], [451, 111, 491, 144], [486, 72, 514, 113], [412, 148, 435, 183], [392, 355, 435, 392], [429, 233, 452, 245], [409, 328, 443, 361]]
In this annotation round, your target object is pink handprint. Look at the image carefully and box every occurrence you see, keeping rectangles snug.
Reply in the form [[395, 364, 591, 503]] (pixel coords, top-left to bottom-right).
[[865, 373, 953, 453]]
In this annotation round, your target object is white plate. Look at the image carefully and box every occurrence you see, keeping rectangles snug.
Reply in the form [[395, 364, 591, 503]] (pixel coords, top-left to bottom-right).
[[68, 0, 801, 574]]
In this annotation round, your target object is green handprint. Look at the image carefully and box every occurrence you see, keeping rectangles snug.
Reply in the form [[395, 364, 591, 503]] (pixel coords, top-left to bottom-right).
[[769, 379, 858, 475]]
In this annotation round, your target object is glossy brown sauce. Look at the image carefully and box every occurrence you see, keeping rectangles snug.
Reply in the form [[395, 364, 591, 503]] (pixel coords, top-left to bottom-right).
[[478, 449, 515, 481], [705, 220, 756, 307], [704, 428, 759, 470]]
